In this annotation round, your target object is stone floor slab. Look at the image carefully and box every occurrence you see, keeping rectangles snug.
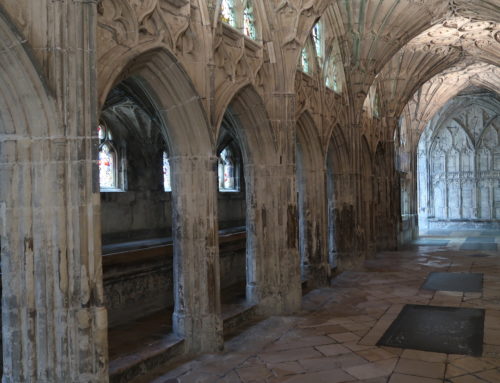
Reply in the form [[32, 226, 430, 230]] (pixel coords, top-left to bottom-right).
[[394, 358, 445, 379], [466, 237, 496, 243], [279, 368, 355, 383], [460, 243, 498, 251], [343, 358, 397, 380], [388, 373, 442, 383], [422, 272, 483, 293]]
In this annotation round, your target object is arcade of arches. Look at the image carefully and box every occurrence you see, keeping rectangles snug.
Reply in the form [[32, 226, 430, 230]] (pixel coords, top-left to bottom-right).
[[0, 1, 499, 382]]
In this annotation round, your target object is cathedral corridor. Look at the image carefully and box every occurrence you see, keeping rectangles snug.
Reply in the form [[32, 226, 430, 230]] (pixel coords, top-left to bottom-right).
[[1, 1, 499, 381], [132, 233, 500, 383]]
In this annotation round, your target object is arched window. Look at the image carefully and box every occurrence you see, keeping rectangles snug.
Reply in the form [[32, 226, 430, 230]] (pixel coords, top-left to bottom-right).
[[299, 23, 323, 75], [243, 0, 257, 39], [300, 47, 311, 74], [364, 85, 380, 118], [218, 146, 239, 191], [98, 123, 118, 190], [221, 0, 236, 27], [373, 91, 380, 119], [325, 57, 341, 93], [312, 22, 323, 67], [220, 0, 257, 40], [325, 39, 344, 94], [163, 151, 172, 192]]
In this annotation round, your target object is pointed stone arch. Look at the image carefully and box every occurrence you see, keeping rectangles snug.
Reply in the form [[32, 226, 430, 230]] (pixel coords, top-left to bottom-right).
[[98, 47, 222, 353], [221, 84, 301, 314]]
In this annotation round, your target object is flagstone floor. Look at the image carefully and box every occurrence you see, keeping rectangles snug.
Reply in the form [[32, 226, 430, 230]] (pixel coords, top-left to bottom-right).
[[134, 231, 500, 383]]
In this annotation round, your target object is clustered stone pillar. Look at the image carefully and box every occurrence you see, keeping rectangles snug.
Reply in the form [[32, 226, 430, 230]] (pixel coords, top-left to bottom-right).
[[266, 92, 302, 313], [244, 163, 300, 315], [296, 140, 330, 288], [170, 155, 223, 353], [1, 1, 108, 381]]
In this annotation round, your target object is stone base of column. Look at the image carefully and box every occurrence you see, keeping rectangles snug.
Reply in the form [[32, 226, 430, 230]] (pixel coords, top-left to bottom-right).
[[306, 263, 331, 289], [367, 242, 377, 257], [172, 311, 223, 354], [336, 251, 367, 271], [250, 283, 302, 317]]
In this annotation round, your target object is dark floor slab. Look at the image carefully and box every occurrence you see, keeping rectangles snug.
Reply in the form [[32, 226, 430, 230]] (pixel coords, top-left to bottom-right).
[[482, 231, 500, 236], [460, 243, 498, 251], [422, 272, 483, 293], [468, 253, 491, 258], [377, 304, 484, 356], [465, 237, 495, 243], [413, 239, 450, 246], [426, 230, 453, 236]]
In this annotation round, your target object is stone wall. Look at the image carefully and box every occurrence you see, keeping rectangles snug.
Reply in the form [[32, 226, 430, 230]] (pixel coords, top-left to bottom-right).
[[1, 1, 498, 380], [103, 237, 246, 327], [101, 184, 245, 243]]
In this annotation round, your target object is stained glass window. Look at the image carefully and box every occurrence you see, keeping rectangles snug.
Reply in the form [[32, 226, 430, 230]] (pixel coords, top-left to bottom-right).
[[218, 147, 237, 191], [300, 48, 310, 74], [243, 1, 257, 39], [163, 151, 172, 192], [98, 123, 117, 190], [221, 0, 236, 27]]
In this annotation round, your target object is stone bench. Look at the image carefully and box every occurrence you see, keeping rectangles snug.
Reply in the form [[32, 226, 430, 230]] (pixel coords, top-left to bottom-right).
[[102, 227, 246, 327]]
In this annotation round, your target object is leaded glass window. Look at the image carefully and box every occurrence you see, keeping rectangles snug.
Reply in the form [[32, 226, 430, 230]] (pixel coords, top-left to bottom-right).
[[300, 48, 310, 74], [373, 91, 380, 118], [312, 22, 322, 65], [98, 123, 118, 190], [221, 0, 236, 27], [243, 0, 257, 39], [325, 58, 341, 93], [218, 147, 238, 191], [163, 151, 172, 192]]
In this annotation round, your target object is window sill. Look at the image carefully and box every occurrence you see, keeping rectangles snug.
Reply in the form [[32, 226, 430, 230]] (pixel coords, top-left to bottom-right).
[[221, 22, 261, 47], [100, 188, 125, 193], [326, 85, 342, 95], [298, 69, 314, 78]]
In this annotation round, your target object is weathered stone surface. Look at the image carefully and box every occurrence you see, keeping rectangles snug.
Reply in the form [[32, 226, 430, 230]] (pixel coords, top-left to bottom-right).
[[0, 1, 498, 381]]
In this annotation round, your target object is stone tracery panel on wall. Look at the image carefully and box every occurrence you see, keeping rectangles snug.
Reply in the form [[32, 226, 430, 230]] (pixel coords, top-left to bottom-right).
[[420, 95, 500, 222]]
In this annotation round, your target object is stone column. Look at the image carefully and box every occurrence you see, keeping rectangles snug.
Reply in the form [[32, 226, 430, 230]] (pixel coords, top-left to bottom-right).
[[170, 155, 223, 353], [334, 123, 366, 269], [245, 92, 301, 315], [297, 163, 330, 288], [245, 164, 302, 315], [1, 1, 108, 381]]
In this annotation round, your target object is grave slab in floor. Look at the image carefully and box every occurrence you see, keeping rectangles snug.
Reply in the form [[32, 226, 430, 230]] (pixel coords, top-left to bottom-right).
[[468, 253, 491, 258], [460, 242, 498, 251], [377, 304, 484, 356], [422, 271, 483, 293]]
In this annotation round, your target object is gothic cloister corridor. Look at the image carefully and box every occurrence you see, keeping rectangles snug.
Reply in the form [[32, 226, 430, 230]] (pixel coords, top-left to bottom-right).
[[133, 232, 500, 383], [0, 0, 499, 381]]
